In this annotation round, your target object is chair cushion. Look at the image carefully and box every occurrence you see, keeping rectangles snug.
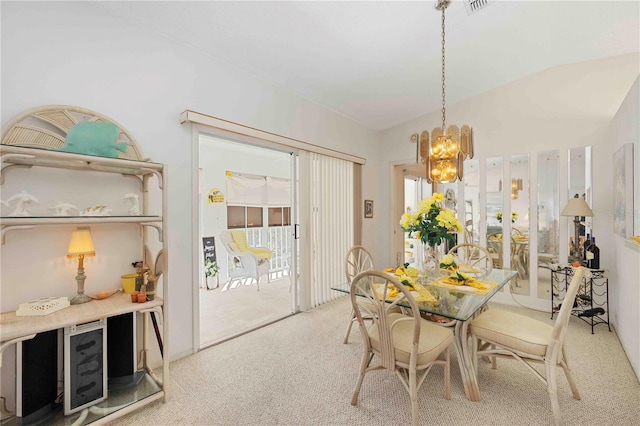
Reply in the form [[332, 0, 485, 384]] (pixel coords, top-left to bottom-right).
[[469, 309, 552, 357], [368, 313, 454, 366], [230, 230, 273, 260]]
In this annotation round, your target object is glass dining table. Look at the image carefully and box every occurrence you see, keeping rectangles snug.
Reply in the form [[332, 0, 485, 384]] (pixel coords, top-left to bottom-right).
[[332, 268, 517, 402]]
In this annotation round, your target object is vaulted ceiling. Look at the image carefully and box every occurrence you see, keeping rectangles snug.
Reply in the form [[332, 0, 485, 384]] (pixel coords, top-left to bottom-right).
[[94, 1, 639, 131]]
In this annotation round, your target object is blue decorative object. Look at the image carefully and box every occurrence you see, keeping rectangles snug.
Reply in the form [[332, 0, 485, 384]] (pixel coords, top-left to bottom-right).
[[59, 122, 127, 158]]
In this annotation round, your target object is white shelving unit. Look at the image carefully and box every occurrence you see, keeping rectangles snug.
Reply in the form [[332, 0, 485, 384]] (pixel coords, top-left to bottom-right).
[[0, 106, 168, 425]]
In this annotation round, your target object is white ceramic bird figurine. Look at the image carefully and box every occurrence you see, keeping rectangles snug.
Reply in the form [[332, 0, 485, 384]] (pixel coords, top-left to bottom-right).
[[123, 193, 142, 216], [7, 191, 38, 216], [48, 201, 78, 216]]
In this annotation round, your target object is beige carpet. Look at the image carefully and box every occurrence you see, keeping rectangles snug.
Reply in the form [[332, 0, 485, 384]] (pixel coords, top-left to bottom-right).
[[112, 296, 639, 426]]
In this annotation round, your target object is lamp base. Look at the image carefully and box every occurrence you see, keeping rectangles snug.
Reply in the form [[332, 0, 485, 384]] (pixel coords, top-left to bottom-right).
[[70, 293, 92, 305]]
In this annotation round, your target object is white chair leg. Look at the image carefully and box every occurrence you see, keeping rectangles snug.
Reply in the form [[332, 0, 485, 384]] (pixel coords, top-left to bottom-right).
[[410, 367, 418, 426], [343, 309, 356, 344], [444, 347, 451, 400], [546, 361, 562, 426], [491, 344, 497, 369], [561, 347, 581, 400], [351, 352, 372, 405]]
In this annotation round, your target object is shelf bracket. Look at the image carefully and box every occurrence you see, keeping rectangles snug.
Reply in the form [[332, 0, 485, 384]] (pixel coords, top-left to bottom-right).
[[0, 334, 36, 367], [141, 168, 163, 190], [122, 174, 144, 191], [141, 223, 163, 242], [1, 225, 36, 245], [0, 153, 35, 167], [0, 154, 35, 184]]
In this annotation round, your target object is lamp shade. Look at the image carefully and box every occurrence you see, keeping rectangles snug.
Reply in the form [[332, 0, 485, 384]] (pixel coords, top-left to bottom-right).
[[67, 227, 95, 258], [560, 198, 594, 217]]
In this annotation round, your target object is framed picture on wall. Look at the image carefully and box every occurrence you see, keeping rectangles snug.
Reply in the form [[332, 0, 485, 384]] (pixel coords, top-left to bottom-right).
[[364, 200, 373, 218]]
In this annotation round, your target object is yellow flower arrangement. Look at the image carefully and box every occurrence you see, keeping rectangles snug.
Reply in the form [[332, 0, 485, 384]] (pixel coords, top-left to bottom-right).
[[399, 193, 462, 248], [496, 211, 518, 223]]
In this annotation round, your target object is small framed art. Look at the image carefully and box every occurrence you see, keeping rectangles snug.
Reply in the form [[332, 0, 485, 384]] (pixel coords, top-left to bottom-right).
[[364, 200, 373, 218]]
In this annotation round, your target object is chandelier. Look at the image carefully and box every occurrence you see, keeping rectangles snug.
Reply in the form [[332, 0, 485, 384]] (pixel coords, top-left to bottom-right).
[[511, 178, 523, 199], [500, 178, 524, 199], [419, 0, 474, 183]]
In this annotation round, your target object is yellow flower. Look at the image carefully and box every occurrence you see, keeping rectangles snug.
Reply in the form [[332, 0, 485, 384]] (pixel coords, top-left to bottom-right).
[[417, 197, 432, 214], [400, 192, 462, 247], [441, 254, 455, 266]]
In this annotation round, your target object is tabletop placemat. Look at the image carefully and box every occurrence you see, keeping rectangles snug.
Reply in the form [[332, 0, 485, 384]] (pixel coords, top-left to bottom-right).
[[426, 277, 498, 295], [374, 283, 437, 303]]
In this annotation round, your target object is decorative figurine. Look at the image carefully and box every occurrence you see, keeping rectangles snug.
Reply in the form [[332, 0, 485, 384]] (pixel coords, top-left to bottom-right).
[[123, 193, 142, 216], [5, 191, 38, 216], [80, 205, 112, 216], [48, 201, 78, 216], [58, 122, 127, 158]]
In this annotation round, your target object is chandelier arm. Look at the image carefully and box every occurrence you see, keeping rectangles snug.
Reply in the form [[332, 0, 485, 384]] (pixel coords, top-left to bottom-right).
[[441, 5, 446, 131]]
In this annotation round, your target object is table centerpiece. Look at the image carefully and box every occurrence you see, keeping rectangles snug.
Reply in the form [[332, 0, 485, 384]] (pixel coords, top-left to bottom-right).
[[399, 193, 462, 280]]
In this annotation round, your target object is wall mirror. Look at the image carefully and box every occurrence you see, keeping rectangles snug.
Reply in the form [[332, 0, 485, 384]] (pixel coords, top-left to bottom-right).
[[510, 153, 530, 296], [463, 158, 479, 244], [567, 146, 593, 256], [485, 157, 503, 268], [537, 150, 559, 299]]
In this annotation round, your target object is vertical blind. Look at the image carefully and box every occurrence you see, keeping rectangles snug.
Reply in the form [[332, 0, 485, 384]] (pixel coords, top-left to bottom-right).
[[309, 153, 354, 308]]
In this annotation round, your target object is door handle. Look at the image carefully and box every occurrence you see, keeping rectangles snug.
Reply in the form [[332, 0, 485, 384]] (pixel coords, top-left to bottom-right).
[[294, 224, 299, 240]]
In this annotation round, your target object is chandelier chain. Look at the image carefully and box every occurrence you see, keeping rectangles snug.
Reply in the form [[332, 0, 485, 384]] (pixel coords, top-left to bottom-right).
[[441, 6, 446, 131]]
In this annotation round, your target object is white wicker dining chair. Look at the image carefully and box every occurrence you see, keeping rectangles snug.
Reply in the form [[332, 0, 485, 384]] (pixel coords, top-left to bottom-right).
[[349, 270, 454, 426], [342, 245, 375, 343], [446, 243, 493, 278], [219, 230, 271, 291], [469, 266, 585, 426]]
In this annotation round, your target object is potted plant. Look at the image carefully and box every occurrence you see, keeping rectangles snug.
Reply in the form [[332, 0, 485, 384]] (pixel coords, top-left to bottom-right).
[[205, 259, 220, 289]]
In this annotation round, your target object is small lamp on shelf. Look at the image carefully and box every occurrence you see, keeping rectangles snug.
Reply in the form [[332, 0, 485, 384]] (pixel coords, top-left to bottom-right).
[[560, 196, 594, 261], [67, 227, 96, 305]]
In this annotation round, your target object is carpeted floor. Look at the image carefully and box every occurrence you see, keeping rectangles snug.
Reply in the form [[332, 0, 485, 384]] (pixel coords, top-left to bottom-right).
[[111, 296, 639, 426]]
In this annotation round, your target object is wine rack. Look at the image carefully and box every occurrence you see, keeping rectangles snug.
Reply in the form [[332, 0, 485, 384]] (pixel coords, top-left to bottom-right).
[[550, 266, 610, 334]]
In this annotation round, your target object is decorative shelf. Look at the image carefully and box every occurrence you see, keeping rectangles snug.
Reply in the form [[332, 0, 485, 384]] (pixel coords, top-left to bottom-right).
[[1, 215, 161, 226], [1, 105, 168, 425], [1, 144, 162, 174], [0, 294, 163, 342]]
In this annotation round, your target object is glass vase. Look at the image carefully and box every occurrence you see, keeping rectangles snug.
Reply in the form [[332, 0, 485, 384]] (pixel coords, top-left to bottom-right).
[[420, 243, 444, 282]]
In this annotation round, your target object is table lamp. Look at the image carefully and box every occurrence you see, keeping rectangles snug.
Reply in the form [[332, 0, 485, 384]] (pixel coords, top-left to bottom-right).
[[67, 227, 96, 305], [560, 197, 594, 261]]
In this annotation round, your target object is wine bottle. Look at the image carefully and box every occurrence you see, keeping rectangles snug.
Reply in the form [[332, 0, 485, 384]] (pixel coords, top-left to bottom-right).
[[586, 237, 600, 269], [582, 233, 591, 263]]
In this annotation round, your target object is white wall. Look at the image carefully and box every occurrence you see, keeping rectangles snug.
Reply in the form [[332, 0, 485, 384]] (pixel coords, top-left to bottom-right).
[[608, 77, 640, 380], [0, 1, 380, 365]]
